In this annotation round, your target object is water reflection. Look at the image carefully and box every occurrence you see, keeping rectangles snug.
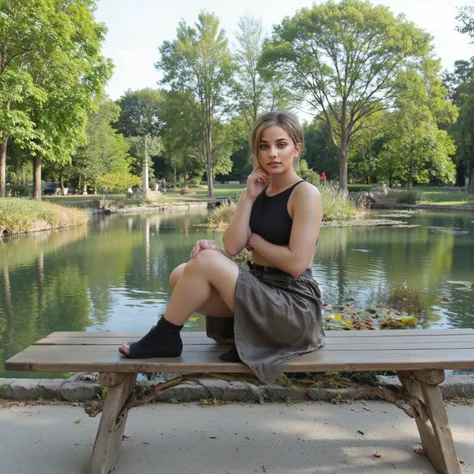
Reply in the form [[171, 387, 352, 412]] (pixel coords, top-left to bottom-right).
[[0, 209, 473, 378]]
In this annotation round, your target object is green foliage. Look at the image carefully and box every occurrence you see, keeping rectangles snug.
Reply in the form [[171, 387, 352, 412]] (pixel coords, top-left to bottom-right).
[[69, 97, 132, 189], [319, 183, 357, 221], [298, 159, 320, 185], [157, 11, 236, 197], [393, 190, 419, 205], [0, 198, 87, 235], [456, 5, 474, 41], [262, 0, 433, 189], [379, 63, 458, 189], [0, 0, 113, 198], [9, 184, 31, 197], [207, 201, 237, 230], [96, 172, 141, 195]]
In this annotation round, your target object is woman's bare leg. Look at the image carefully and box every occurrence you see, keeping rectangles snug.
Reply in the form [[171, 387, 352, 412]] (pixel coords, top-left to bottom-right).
[[119, 250, 239, 355], [169, 262, 234, 317]]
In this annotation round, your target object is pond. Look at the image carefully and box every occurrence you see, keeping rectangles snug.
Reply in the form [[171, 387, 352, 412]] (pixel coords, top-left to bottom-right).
[[0, 209, 473, 378]]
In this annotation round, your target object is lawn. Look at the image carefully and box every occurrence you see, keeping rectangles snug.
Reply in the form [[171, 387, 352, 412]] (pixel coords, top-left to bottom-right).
[[43, 184, 247, 207], [416, 186, 474, 207]]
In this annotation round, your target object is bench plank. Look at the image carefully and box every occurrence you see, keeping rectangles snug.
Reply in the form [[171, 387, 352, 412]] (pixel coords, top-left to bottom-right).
[[31, 338, 474, 353], [6, 344, 474, 373], [34, 335, 474, 346], [44, 329, 474, 338]]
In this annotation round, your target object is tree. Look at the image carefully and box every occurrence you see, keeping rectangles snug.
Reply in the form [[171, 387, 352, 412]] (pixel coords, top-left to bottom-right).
[[70, 97, 131, 194], [303, 119, 338, 179], [114, 88, 163, 178], [0, 0, 113, 199], [261, 0, 432, 189], [156, 11, 235, 197], [380, 64, 457, 189], [456, 5, 474, 40], [233, 15, 293, 131]]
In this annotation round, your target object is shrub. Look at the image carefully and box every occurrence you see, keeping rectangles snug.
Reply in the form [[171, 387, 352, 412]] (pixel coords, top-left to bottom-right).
[[394, 190, 419, 204], [319, 183, 357, 221], [207, 201, 236, 230], [10, 184, 31, 197]]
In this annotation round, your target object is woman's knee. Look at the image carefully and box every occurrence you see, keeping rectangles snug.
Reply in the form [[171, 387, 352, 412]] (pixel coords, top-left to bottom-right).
[[169, 263, 187, 288]]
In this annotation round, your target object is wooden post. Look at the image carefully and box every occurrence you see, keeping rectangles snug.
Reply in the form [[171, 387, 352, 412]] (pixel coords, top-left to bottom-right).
[[397, 370, 462, 474], [87, 372, 137, 474]]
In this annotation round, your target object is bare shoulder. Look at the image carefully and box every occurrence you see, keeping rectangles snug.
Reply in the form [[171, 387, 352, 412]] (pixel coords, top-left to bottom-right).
[[288, 181, 322, 218], [292, 181, 321, 204]]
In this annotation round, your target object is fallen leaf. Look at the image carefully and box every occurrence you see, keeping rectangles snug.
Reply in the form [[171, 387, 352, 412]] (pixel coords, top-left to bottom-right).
[[262, 466, 267, 473], [460, 460, 465, 464], [357, 430, 365, 435], [373, 451, 382, 458], [209, 436, 217, 439], [122, 435, 130, 439]]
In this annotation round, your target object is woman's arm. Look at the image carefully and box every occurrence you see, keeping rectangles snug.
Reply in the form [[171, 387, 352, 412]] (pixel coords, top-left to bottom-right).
[[223, 167, 270, 256], [247, 183, 322, 277], [222, 191, 254, 256]]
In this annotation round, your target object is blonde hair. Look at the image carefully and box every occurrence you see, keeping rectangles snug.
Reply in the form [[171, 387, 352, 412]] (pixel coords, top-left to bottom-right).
[[250, 111, 303, 165]]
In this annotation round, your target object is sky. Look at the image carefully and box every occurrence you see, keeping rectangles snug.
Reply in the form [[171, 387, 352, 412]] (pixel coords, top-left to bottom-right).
[[95, 0, 474, 101]]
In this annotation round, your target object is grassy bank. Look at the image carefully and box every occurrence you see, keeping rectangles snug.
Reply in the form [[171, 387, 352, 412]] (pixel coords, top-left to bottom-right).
[[0, 198, 88, 236]]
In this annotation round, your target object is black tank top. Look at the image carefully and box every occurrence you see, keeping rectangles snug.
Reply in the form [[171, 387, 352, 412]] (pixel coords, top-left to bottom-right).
[[249, 180, 304, 246]]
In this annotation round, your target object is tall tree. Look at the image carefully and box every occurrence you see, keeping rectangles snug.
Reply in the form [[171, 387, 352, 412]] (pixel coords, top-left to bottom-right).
[[233, 15, 293, 131], [381, 63, 457, 189], [0, 0, 112, 199], [156, 11, 235, 198], [261, 0, 432, 189]]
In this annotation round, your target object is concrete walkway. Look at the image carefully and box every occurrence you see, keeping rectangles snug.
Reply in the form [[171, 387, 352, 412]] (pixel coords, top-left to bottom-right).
[[0, 400, 473, 474]]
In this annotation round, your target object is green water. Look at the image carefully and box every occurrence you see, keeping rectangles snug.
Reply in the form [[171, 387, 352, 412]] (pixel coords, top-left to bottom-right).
[[0, 210, 473, 378]]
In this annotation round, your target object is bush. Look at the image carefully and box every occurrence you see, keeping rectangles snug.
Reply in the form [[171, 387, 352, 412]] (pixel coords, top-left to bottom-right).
[[394, 190, 419, 204], [0, 198, 88, 236], [319, 183, 357, 221], [207, 201, 236, 230], [10, 184, 31, 197]]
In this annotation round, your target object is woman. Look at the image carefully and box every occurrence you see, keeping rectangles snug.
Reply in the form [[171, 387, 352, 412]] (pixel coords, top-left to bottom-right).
[[119, 111, 325, 384]]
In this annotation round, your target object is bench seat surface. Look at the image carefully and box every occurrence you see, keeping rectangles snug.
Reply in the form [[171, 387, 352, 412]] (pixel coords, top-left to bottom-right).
[[6, 329, 474, 374]]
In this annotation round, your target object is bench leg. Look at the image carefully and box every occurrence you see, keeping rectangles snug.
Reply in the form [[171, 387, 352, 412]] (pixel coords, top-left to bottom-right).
[[397, 370, 462, 474], [87, 372, 137, 474]]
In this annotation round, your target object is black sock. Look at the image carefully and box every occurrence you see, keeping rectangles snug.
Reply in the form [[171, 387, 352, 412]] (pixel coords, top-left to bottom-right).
[[119, 316, 183, 358], [219, 345, 241, 363]]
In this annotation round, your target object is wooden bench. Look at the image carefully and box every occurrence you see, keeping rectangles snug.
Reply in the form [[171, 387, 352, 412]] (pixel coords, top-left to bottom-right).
[[6, 328, 474, 474]]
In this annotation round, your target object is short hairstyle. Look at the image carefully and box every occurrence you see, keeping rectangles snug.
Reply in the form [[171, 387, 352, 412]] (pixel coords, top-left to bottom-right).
[[250, 111, 303, 163]]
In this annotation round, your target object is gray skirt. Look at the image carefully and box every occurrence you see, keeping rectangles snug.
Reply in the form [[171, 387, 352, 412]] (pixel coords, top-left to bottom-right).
[[231, 263, 325, 384]]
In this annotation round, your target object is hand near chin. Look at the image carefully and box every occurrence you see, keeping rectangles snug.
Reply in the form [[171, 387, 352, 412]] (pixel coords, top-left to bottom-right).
[[246, 166, 270, 200], [190, 240, 221, 259]]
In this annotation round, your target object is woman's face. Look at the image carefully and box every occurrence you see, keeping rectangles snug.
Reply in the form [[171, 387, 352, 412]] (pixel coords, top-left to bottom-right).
[[258, 125, 301, 176]]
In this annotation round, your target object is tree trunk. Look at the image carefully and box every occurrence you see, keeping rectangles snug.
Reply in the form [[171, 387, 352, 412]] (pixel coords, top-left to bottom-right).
[[469, 169, 474, 194], [32, 153, 42, 201], [338, 147, 348, 190], [407, 166, 413, 190], [0, 134, 8, 198], [207, 162, 214, 198]]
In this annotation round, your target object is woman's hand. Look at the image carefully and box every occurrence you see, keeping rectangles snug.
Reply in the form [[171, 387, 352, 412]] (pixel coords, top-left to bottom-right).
[[190, 240, 221, 259], [246, 166, 270, 201]]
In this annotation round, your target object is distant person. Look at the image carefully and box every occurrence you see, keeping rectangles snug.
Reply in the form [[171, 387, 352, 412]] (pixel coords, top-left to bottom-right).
[[465, 176, 470, 191], [118, 110, 325, 385], [321, 171, 327, 183]]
